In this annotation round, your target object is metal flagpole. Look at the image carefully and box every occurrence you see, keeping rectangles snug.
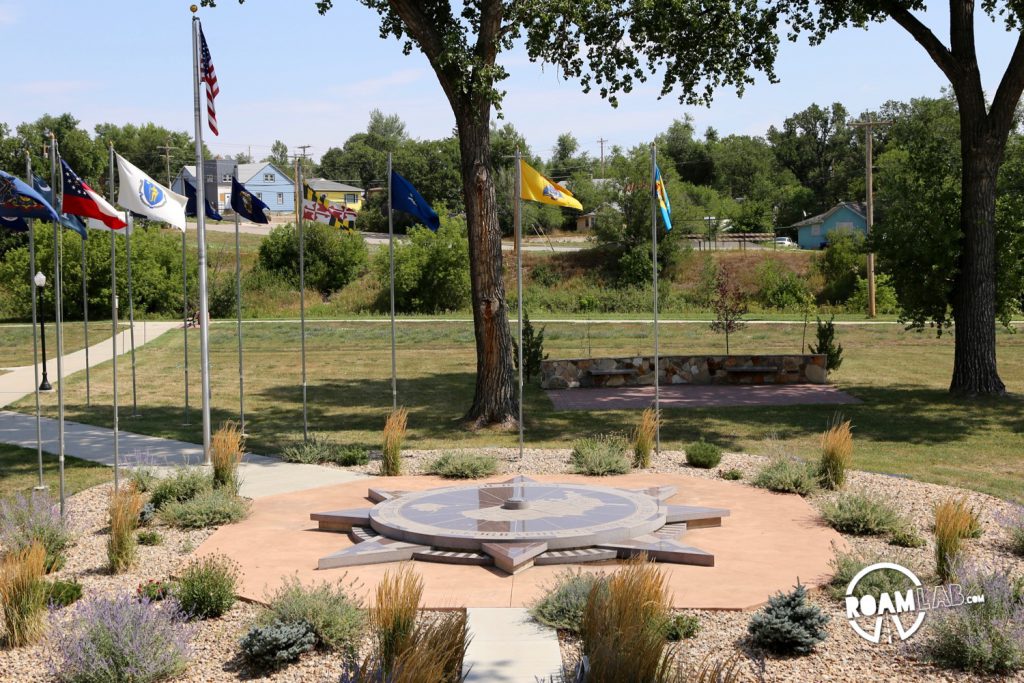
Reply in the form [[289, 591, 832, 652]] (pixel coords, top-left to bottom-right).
[[108, 143, 120, 490], [182, 230, 190, 425], [192, 10, 213, 463], [233, 164, 245, 433], [387, 153, 397, 411], [297, 158, 309, 441], [49, 134, 66, 515], [650, 143, 661, 456], [125, 221, 138, 416], [81, 235, 90, 406], [25, 151, 45, 491], [514, 150, 525, 461]]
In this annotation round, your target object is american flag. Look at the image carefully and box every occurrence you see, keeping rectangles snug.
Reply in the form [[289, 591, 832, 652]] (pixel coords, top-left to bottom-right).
[[199, 25, 219, 136]]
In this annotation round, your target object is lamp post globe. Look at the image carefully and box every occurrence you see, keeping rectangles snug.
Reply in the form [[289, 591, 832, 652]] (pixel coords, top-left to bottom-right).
[[35, 271, 52, 391]]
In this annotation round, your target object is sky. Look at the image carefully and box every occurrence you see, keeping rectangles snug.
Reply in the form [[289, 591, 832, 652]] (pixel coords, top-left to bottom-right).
[[0, 1, 1020, 164]]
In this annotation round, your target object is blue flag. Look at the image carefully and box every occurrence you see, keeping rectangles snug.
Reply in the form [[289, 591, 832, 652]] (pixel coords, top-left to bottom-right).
[[32, 176, 87, 238], [230, 176, 270, 224], [183, 178, 223, 221], [0, 170, 60, 223], [0, 215, 28, 232], [390, 170, 439, 232], [654, 165, 672, 232]]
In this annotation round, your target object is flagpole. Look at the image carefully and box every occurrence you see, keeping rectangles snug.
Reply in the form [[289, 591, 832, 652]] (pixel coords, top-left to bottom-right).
[[233, 164, 245, 433], [108, 143, 120, 490], [125, 223, 139, 417], [48, 134, 66, 515], [81, 235, 90, 407], [514, 150, 525, 461], [182, 229, 190, 426], [25, 151, 45, 491], [650, 143, 661, 456], [297, 158, 308, 442], [191, 10, 212, 463], [387, 153, 397, 411]]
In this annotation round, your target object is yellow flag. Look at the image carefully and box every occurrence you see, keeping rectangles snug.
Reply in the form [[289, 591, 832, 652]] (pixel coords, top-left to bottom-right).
[[519, 159, 583, 211]]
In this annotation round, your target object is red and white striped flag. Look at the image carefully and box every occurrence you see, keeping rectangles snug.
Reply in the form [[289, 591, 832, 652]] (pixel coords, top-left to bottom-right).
[[199, 25, 219, 136]]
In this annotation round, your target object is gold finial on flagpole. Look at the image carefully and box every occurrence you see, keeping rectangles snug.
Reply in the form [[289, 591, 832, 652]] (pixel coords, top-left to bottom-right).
[[190, 4, 198, 13]]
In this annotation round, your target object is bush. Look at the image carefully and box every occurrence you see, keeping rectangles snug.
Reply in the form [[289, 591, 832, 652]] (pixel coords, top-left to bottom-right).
[[331, 445, 371, 467], [890, 523, 926, 548], [817, 229, 864, 303], [935, 496, 978, 583], [240, 619, 316, 672], [46, 578, 83, 608], [820, 493, 901, 536], [381, 408, 408, 477], [570, 434, 631, 476], [0, 542, 47, 646], [260, 576, 364, 654], [281, 436, 368, 466], [818, 417, 852, 490], [632, 408, 659, 469], [258, 222, 368, 296], [128, 467, 157, 493], [752, 457, 819, 496], [108, 485, 143, 574], [160, 489, 250, 530], [511, 312, 548, 382], [48, 594, 191, 683], [530, 262, 559, 287], [616, 243, 654, 288], [685, 439, 722, 469], [0, 490, 74, 573], [720, 468, 743, 481], [211, 421, 244, 491], [137, 530, 163, 546], [530, 569, 603, 634], [848, 273, 900, 314], [828, 550, 915, 600], [920, 565, 1024, 674], [747, 583, 829, 655], [149, 468, 211, 510], [1006, 506, 1024, 557], [756, 259, 812, 310], [138, 502, 156, 527], [809, 315, 843, 373], [426, 452, 499, 479], [174, 554, 239, 620], [664, 613, 701, 641], [137, 579, 173, 602], [372, 219, 470, 313]]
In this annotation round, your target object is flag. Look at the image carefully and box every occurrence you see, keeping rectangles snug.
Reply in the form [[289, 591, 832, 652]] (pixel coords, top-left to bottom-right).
[[0, 215, 28, 232], [199, 24, 219, 136], [60, 160, 126, 231], [34, 173, 88, 237], [230, 176, 270, 224], [116, 153, 187, 231], [0, 170, 60, 222], [519, 159, 583, 210], [654, 165, 672, 231], [390, 170, 439, 231], [302, 183, 356, 228], [184, 177, 223, 221]]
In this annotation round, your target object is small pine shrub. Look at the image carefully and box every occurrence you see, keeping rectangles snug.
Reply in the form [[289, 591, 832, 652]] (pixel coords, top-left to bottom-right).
[[48, 594, 191, 683], [160, 489, 250, 529], [372, 564, 422, 670], [935, 496, 977, 583], [138, 502, 156, 527], [0, 490, 73, 573], [381, 408, 408, 477], [809, 315, 843, 373], [149, 468, 211, 510], [720, 468, 743, 481], [530, 569, 603, 634], [137, 579, 173, 602], [175, 554, 239, 620], [107, 484, 143, 574], [46, 578, 83, 608], [828, 550, 915, 600], [0, 542, 47, 646], [211, 421, 245, 491], [820, 493, 901, 536], [570, 434, 631, 476], [889, 523, 926, 548], [664, 613, 701, 641], [817, 416, 852, 490], [752, 457, 819, 496], [511, 312, 548, 382], [426, 452, 499, 479], [685, 439, 722, 469], [747, 583, 829, 655], [332, 445, 370, 467], [240, 619, 316, 672], [137, 530, 163, 546], [632, 408, 659, 468], [261, 576, 364, 654]]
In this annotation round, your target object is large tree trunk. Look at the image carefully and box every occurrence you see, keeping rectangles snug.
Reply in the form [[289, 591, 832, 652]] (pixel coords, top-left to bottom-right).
[[949, 119, 1007, 396], [455, 109, 517, 427]]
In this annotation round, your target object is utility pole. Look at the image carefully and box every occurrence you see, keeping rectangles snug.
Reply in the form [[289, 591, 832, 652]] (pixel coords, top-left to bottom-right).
[[850, 117, 891, 318], [597, 137, 608, 177], [297, 144, 312, 178], [157, 142, 175, 185]]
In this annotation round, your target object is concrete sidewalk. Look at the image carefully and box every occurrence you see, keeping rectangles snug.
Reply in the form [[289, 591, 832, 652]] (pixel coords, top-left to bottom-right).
[[464, 608, 563, 682]]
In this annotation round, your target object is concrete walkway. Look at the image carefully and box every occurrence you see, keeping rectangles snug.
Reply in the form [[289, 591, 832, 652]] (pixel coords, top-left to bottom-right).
[[464, 608, 563, 683]]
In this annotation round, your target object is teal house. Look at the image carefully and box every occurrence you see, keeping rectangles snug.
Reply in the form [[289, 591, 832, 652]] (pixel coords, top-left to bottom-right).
[[789, 202, 867, 249]]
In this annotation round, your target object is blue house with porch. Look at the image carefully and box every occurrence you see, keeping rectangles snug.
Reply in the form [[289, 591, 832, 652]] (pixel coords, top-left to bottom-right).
[[789, 202, 867, 249], [172, 161, 295, 214]]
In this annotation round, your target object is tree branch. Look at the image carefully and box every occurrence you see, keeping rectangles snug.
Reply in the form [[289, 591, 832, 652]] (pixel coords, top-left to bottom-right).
[[476, 1, 504, 68], [882, 1, 959, 82], [990, 31, 1024, 135]]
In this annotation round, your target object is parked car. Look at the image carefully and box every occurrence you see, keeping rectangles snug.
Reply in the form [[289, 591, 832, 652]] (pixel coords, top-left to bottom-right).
[[774, 236, 796, 248]]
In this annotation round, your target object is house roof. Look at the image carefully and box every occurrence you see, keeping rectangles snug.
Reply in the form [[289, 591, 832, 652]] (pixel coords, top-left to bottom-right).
[[179, 161, 294, 185], [788, 201, 866, 229], [305, 177, 363, 193]]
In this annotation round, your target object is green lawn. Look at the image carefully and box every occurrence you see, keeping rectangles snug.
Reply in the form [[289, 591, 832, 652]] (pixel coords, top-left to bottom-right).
[[0, 322, 124, 367], [15, 320, 1024, 503], [0, 443, 111, 501]]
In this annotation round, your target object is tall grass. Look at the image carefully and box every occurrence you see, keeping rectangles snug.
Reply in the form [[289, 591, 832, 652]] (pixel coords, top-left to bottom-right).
[[342, 611, 469, 683], [372, 563, 422, 672], [211, 421, 244, 491], [632, 408, 659, 468], [381, 408, 408, 477], [107, 484, 143, 574], [0, 542, 47, 647], [818, 416, 852, 490], [935, 496, 977, 582]]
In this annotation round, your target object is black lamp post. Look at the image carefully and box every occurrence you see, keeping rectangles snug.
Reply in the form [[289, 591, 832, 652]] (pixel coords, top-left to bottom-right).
[[35, 271, 52, 391]]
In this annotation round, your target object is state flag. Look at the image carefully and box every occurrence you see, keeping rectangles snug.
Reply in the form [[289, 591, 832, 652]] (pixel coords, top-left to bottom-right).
[[654, 165, 672, 231], [116, 154, 187, 231], [33, 173, 88, 237], [519, 159, 583, 211], [390, 170, 439, 231], [0, 170, 60, 223], [183, 177, 223, 221], [230, 176, 270, 224], [60, 160, 126, 231]]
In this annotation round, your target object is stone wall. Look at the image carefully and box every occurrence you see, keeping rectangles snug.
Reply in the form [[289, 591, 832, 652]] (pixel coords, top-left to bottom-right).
[[540, 354, 828, 389]]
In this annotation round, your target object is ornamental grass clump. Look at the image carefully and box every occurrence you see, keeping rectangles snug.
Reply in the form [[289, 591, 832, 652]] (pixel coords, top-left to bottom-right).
[[107, 484, 143, 574], [1006, 506, 1024, 557], [260, 575, 364, 654], [0, 490, 74, 573], [48, 594, 191, 683], [426, 452, 499, 479], [210, 421, 244, 491], [174, 554, 239, 620], [530, 569, 603, 634], [817, 416, 852, 490], [820, 493, 901, 536], [341, 610, 469, 683], [934, 496, 978, 583], [0, 542, 47, 647], [372, 563, 421, 670], [381, 408, 408, 477], [570, 434, 631, 476], [747, 583, 829, 655], [632, 408, 659, 468]]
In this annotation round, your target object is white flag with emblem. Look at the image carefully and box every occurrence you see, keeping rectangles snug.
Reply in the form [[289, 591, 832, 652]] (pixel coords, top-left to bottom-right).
[[115, 153, 187, 231]]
